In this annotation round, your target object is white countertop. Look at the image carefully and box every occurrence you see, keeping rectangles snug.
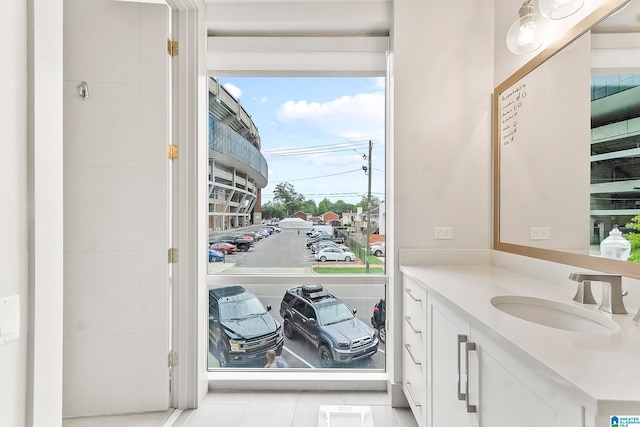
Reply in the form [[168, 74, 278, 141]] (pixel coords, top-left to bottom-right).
[[400, 264, 640, 414]]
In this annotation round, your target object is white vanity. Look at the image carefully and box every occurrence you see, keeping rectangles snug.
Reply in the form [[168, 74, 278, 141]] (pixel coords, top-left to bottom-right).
[[400, 252, 640, 427]]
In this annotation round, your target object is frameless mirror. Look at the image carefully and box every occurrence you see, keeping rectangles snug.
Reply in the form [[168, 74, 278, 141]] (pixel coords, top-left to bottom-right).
[[494, 0, 640, 278]]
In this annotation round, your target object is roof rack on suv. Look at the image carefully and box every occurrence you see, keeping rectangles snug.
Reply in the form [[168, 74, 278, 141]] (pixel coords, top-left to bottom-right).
[[300, 284, 330, 300]]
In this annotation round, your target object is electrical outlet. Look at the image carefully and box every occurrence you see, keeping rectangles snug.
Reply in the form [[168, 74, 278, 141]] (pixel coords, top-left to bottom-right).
[[530, 227, 550, 240], [434, 227, 453, 240]]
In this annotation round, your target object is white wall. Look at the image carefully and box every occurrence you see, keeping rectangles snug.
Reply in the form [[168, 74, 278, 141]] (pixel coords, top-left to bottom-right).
[[392, 0, 494, 251], [63, 0, 170, 417], [0, 2, 28, 426], [391, 0, 494, 396]]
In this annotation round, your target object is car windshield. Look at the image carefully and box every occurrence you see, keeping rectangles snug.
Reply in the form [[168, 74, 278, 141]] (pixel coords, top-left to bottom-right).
[[316, 301, 354, 326], [219, 297, 266, 320]]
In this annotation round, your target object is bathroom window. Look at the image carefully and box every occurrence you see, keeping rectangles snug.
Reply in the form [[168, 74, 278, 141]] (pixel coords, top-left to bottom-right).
[[206, 76, 388, 372]]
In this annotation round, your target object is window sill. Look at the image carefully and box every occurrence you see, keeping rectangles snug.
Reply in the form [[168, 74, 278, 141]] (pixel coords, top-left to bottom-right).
[[208, 370, 388, 391]]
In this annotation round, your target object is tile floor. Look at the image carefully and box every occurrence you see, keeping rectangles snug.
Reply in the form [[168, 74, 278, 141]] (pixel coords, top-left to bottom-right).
[[62, 391, 419, 427]]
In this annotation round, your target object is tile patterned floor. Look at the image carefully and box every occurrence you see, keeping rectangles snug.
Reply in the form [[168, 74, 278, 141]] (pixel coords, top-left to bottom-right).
[[62, 391, 419, 427]]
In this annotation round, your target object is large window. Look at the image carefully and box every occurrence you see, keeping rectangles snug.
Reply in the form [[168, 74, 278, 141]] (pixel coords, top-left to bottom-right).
[[206, 76, 387, 371]]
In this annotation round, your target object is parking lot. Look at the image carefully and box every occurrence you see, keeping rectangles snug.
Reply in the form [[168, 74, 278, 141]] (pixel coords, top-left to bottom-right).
[[207, 228, 386, 370]]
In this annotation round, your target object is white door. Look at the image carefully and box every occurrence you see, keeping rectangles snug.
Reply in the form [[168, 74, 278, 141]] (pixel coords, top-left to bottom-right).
[[63, 0, 171, 416]]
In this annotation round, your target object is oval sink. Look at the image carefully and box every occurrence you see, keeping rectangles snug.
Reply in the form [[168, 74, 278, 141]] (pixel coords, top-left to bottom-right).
[[491, 295, 620, 334]]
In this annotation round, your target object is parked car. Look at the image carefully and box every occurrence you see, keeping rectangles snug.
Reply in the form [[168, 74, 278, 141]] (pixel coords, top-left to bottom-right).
[[306, 225, 334, 236], [209, 241, 237, 254], [369, 242, 385, 257], [265, 225, 281, 233], [370, 299, 386, 343], [306, 233, 332, 248], [209, 286, 284, 367], [311, 241, 350, 254], [217, 235, 252, 252], [315, 247, 356, 262], [279, 285, 378, 367], [209, 249, 225, 262]]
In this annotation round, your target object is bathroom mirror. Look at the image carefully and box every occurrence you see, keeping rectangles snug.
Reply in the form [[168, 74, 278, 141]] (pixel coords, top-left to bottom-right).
[[494, 0, 640, 277]]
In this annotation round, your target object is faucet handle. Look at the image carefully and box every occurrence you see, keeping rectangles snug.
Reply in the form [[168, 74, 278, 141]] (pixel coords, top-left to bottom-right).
[[572, 280, 597, 305]]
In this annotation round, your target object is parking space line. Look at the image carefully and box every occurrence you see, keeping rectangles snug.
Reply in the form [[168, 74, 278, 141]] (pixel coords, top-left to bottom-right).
[[283, 346, 316, 369]]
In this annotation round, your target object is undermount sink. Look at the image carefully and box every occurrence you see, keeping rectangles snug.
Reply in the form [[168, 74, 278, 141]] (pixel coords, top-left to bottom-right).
[[490, 295, 621, 334]]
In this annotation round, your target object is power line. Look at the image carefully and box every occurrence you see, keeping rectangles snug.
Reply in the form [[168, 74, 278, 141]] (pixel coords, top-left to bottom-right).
[[269, 169, 362, 183], [263, 140, 374, 157]]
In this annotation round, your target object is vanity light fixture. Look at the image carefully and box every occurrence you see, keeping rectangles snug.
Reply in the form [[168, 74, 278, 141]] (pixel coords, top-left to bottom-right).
[[539, 0, 584, 20], [506, 0, 549, 55]]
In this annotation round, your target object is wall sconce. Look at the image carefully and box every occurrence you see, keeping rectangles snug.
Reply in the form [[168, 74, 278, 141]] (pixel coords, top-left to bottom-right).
[[506, 0, 548, 55], [538, 0, 584, 20]]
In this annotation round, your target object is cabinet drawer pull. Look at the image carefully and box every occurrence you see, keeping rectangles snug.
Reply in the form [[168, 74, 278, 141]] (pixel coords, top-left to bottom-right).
[[404, 343, 421, 365], [405, 381, 422, 407], [404, 288, 422, 302], [457, 334, 467, 401], [465, 342, 477, 413], [404, 316, 422, 334]]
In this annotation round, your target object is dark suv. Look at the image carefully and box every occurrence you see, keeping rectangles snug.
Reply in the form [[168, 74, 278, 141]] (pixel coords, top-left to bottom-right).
[[279, 285, 378, 367], [209, 286, 284, 367]]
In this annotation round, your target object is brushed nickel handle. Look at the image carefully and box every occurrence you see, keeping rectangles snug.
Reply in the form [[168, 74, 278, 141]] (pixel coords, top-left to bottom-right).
[[404, 316, 422, 334], [465, 341, 477, 413], [404, 288, 422, 302], [404, 343, 421, 365], [457, 334, 467, 401], [405, 381, 422, 407]]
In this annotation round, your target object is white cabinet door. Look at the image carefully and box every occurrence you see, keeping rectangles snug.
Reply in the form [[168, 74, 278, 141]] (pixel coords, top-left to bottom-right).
[[429, 297, 474, 427], [472, 325, 584, 427], [428, 294, 584, 427]]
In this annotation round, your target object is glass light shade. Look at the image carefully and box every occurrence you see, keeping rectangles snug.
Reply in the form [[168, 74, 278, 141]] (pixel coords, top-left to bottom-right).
[[600, 225, 631, 261], [506, 12, 548, 55], [539, 0, 584, 19]]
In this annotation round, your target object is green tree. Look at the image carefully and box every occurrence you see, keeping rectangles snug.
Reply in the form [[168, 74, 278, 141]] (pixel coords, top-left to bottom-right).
[[318, 198, 333, 214], [273, 182, 305, 216], [300, 199, 318, 216], [624, 216, 640, 263], [261, 201, 286, 220], [331, 200, 354, 216], [354, 195, 380, 211]]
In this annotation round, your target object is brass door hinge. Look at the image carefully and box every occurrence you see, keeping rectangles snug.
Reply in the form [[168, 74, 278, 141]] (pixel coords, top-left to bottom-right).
[[167, 39, 179, 57], [168, 248, 178, 264], [168, 351, 178, 368], [168, 145, 179, 160]]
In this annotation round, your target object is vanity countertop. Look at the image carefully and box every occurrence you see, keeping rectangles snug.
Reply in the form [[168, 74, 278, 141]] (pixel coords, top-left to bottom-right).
[[400, 264, 640, 414]]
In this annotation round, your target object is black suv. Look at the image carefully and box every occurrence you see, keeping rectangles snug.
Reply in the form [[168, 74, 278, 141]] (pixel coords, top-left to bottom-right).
[[279, 285, 378, 367], [209, 286, 284, 367]]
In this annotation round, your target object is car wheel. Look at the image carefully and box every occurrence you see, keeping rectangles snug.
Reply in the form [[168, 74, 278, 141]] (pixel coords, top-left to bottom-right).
[[283, 318, 295, 339], [318, 344, 333, 368], [344, 256, 352, 262], [375, 250, 382, 257], [378, 326, 386, 343], [217, 343, 229, 368], [320, 256, 327, 262]]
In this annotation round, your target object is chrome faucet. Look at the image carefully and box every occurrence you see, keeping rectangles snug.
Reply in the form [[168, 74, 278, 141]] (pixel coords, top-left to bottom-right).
[[568, 273, 627, 314]]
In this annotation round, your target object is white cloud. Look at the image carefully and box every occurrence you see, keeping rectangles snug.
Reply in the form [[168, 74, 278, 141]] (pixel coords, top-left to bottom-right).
[[223, 83, 242, 100], [276, 92, 385, 143]]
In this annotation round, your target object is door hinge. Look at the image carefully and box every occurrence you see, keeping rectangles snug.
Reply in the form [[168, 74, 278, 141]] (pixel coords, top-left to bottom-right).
[[168, 144, 179, 160], [167, 39, 179, 57], [168, 248, 178, 264], [168, 351, 178, 368]]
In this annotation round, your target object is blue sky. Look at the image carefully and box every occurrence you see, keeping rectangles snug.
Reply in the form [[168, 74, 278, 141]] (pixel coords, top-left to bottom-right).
[[217, 77, 385, 206]]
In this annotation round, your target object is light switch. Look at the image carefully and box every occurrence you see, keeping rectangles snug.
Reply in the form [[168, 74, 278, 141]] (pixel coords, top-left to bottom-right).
[[0, 295, 20, 345]]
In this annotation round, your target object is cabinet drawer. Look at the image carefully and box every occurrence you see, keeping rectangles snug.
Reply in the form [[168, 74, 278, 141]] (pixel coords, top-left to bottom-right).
[[403, 315, 425, 357], [403, 278, 427, 324], [403, 346, 426, 427]]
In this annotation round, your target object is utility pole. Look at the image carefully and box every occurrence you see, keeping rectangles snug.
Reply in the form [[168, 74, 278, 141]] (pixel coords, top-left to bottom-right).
[[365, 140, 372, 273]]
